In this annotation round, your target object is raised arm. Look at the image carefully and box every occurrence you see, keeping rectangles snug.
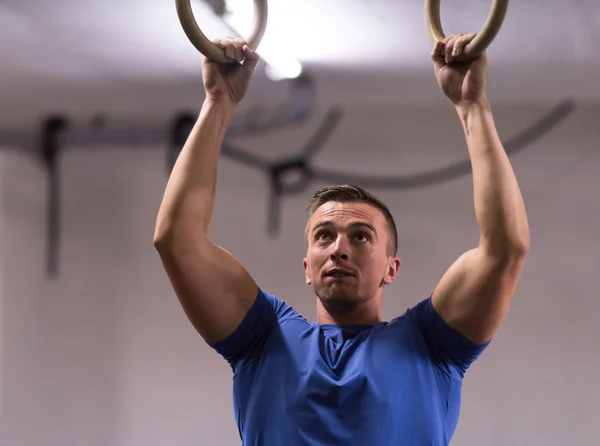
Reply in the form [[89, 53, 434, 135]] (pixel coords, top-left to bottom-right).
[[153, 39, 260, 345], [429, 34, 530, 344]]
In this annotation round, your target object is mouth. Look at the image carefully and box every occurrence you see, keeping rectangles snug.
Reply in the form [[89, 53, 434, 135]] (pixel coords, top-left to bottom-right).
[[324, 268, 355, 278]]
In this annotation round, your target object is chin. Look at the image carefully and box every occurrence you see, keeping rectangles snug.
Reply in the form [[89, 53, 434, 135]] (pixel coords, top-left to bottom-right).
[[316, 284, 367, 314]]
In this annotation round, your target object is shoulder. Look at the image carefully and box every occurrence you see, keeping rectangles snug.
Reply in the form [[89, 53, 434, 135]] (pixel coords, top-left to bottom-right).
[[391, 296, 465, 331], [383, 297, 432, 331], [365, 300, 428, 345], [209, 287, 308, 369], [258, 288, 307, 325], [392, 296, 490, 378]]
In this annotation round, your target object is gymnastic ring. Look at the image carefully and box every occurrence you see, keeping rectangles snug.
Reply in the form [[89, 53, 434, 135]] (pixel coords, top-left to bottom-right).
[[175, 0, 268, 64], [425, 0, 509, 61]]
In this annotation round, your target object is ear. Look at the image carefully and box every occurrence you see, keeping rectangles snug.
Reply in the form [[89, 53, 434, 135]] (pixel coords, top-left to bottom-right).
[[303, 258, 312, 285], [382, 257, 401, 285]]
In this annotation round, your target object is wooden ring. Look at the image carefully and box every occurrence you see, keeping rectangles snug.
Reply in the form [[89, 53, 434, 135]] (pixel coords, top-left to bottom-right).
[[425, 0, 509, 61], [175, 0, 268, 64]]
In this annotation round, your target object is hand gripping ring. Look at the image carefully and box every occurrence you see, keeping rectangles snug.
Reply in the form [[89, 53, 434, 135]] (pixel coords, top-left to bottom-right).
[[425, 0, 509, 61], [175, 0, 268, 63]]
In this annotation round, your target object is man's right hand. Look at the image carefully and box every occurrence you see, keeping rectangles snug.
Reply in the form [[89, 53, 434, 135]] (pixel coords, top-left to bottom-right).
[[202, 38, 260, 106]]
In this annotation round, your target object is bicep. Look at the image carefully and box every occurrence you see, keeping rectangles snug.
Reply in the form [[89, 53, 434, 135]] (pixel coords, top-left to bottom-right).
[[156, 238, 258, 345], [431, 247, 526, 344]]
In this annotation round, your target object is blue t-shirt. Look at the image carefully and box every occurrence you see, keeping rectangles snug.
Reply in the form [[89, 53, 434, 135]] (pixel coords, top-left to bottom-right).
[[211, 288, 489, 445]]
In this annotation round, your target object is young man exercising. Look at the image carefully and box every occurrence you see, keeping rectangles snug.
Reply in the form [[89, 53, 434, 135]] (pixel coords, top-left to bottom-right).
[[154, 33, 530, 445]]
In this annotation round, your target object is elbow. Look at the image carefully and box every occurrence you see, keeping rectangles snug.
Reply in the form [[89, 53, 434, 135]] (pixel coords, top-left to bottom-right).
[[506, 229, 530, 258], [481, 232, 530, 261], [515, 235, 530, 256], [153, 220, 173, 251], [153, 211, 180, 251], [153, 215, 209, 253], [505, 240, 529, 262], [484, 217, 531, 259], [511, 225, 531, 257]]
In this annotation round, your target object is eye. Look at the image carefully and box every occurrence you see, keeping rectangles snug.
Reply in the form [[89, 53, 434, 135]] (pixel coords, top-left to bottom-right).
[[316, 231, 332, 241], [354, 232, 370, 242]]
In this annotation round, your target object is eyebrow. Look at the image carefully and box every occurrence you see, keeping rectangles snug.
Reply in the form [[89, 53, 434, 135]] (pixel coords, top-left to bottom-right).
[[312, 220, 377, 235]]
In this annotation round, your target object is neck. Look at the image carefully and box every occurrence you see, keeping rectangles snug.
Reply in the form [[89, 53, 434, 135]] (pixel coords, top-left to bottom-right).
[[316, 294, 382, 325]]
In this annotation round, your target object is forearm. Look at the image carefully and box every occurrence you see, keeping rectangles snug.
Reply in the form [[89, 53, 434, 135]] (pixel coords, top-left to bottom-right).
[[457, 98, 530, 257], [155, 99, 235, 240]]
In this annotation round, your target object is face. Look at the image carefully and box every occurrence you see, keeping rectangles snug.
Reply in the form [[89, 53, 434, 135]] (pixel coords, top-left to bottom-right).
[[303, 201, 400, 314]]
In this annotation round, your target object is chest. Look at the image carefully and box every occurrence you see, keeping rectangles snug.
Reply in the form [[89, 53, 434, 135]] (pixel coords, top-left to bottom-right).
[[249, 324, 439, 411], [234, 324, 449, 444]]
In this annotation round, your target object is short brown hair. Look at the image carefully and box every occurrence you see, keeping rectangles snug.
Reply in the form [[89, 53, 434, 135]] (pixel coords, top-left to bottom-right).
[[304, 185, 398, 256]]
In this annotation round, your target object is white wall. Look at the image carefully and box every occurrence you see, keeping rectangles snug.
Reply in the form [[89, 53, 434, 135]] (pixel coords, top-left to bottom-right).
[[1, 102, 599, 446]]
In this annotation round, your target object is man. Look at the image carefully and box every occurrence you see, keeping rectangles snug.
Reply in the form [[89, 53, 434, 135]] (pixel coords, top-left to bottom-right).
[[154, 33, 530, 445]]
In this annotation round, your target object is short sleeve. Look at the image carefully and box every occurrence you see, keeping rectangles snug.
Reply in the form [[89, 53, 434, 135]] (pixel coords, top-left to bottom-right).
[[406, 297, 490, 380], [209, 287, 299, 371]]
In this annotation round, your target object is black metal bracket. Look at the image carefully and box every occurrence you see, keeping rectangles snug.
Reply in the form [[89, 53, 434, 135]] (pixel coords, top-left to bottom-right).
[[40, 115, 68, 278], [264, 107, 345, 234]]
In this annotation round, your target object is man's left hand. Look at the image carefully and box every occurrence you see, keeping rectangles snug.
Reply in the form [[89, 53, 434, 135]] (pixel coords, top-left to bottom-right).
[[431, 33, 487, 106]]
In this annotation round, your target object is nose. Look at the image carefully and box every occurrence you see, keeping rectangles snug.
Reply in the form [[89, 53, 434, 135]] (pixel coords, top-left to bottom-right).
[[330, 236, 349, 261]]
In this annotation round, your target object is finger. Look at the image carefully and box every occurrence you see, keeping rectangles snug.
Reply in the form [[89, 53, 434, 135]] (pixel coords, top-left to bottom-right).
[[430, 40, 445, 60], [430, 40, 447, 71], [453, 33, 477, 58], [228, 37, 246, 62], [225, 37, 240, 61], [236, 40, 245, 62], [442, 35, 454, 45], [213, 38, 237, 61], [241, 45, 260, 74], [445, 34, 462, 63], [438, 35, 453, 61]]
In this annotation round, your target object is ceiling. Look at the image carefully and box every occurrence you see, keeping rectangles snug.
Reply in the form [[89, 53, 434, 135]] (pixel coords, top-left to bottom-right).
[[1, 0, 599, 127]]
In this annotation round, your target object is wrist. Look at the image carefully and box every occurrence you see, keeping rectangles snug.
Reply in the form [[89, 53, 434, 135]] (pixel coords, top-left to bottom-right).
[[455, 97, 492, 129], [455, 96, 491, 117], [202, 97, 237, 118]]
